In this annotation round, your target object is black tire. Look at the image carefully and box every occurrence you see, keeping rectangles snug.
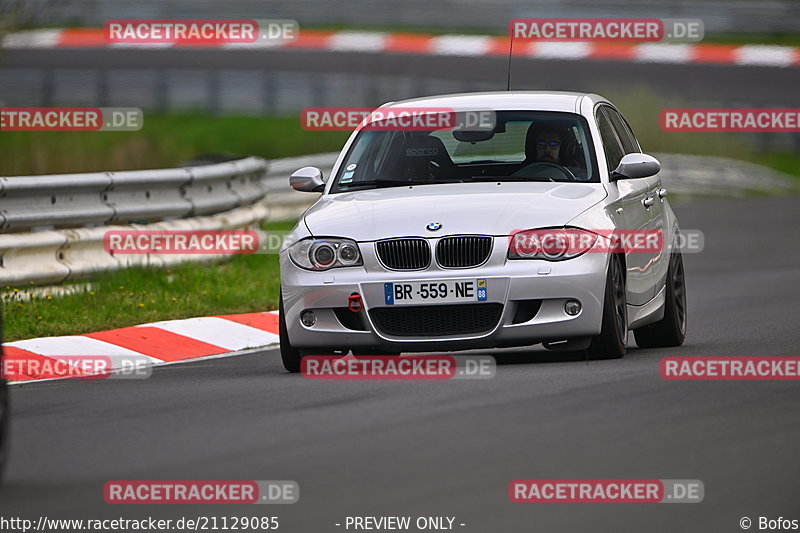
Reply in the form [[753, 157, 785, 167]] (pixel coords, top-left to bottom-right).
[[634, 250, 687, 348], [279, 294, 303, 373], [587, 254, 628, 360]]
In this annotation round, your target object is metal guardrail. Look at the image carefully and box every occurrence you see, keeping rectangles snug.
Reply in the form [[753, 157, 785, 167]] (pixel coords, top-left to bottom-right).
[[0, 157, 271, 285], [0, 156, 268, 233]]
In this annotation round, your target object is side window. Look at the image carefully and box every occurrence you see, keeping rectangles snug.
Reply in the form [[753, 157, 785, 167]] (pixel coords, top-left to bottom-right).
[[595, 107, 625, 173], [605, 107, 640, 154]]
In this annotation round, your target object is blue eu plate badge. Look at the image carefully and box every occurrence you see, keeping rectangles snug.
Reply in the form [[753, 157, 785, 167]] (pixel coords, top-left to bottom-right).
[[477, 279, 487, 301], [384, 283, 394, 305]]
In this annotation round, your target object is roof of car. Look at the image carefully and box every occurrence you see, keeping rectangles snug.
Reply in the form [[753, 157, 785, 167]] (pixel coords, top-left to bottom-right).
[[383, 91, 609, 113]]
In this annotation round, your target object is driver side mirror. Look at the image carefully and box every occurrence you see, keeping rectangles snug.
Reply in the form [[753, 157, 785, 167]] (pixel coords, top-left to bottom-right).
[[290, 166, 325, 193], [611, 153, 660, 181]]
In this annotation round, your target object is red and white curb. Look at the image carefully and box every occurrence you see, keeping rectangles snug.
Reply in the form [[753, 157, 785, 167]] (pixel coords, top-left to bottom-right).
[[3, 28, 799, 67], [3, 311, 279, 384]]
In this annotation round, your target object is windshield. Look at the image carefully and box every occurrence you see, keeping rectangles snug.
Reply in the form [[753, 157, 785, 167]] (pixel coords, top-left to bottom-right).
[[330, 111, 598, 193]]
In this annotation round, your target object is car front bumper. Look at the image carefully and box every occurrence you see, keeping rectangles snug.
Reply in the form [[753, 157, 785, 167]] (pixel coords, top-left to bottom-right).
[[280, 240, 609, 352]]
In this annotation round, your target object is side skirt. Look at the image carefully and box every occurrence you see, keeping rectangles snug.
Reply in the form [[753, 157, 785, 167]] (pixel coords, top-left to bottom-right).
[[627, 284, 666, 330]]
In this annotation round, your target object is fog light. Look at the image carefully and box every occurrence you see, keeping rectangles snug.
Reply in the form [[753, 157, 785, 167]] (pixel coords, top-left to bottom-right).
[[301, 310, 316, 327], [564, 299, 582, 316]]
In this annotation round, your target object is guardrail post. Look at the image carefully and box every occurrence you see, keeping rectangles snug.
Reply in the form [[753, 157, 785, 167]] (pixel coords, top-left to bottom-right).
[[96, 68, 109, 107], [312, 73, 325, 107], [208, 70, 221, 116], [155, 69, 168, 113], [42, 69, 54, 107], [262, 72, 276, 114]]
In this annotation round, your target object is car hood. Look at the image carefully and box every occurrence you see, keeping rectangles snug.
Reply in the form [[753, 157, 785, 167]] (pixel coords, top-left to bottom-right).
[[302, 182, 607, 241]]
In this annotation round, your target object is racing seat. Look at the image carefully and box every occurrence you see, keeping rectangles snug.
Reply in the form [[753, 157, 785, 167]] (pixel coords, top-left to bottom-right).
[[390, 135, 457, 181]]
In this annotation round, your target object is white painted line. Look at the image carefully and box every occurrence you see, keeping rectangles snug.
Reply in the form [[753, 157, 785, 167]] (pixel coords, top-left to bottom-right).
[[329, 31, 387, 52], [140, 316, 279, 351], [222, 40, 286, 49], [109, 42, 174, 49], [529, 42, 592, 60], [635, 43, 693, 63], [735, 45, 795, 67], [2, 29, 62, 49], [430, 35, 492, 56]]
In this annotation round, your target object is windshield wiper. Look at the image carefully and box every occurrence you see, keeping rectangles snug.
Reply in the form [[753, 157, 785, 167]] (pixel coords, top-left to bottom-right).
[[338, 179, 462, 189], [465, 176, 556, 182]]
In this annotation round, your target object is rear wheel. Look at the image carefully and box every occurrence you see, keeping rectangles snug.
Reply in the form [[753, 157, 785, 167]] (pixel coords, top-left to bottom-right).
[[587, 255, 628, 360], [279, 294, 303, 373], [634, 250, 687, 348]]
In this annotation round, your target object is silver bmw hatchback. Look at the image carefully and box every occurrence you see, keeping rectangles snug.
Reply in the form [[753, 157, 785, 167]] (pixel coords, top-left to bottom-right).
[[278, 91, 687, 372]]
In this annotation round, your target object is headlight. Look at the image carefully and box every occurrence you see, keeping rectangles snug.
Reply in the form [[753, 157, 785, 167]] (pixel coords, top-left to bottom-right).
[[508, 228, 598, 261], [288, 238, 363, 271]]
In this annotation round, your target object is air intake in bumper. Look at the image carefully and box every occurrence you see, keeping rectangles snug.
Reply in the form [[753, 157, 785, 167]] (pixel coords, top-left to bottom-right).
[[370, 303, 503, 337]]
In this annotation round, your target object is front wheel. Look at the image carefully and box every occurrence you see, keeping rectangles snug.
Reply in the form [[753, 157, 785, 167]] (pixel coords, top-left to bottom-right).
[[279, 294, 302, 373], [587, 255, 628, 360], [634, 251, 687, 348]]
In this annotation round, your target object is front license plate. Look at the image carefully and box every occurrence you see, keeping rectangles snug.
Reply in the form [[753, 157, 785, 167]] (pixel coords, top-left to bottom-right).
[[384, 279, 488, 306]]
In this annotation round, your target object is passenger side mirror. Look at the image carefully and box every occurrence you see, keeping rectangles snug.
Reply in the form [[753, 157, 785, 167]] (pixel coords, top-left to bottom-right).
[[611, 153, 660, 181], [290, 166, 325, 192]]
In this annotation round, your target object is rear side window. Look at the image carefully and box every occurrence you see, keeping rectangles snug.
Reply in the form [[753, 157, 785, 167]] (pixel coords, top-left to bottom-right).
[[595, 107, 625, 172]]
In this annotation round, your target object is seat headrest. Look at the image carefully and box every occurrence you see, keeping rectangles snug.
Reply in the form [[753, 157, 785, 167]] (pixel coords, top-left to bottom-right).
[[403, 135, 449, 159]]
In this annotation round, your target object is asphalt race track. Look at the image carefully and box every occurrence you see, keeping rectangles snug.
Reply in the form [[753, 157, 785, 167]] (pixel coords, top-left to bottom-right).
[[3, 195, 799, 532]]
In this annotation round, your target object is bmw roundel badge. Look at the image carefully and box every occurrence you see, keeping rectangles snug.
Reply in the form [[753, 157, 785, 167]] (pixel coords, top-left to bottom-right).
[[426, 222, 442, 231]]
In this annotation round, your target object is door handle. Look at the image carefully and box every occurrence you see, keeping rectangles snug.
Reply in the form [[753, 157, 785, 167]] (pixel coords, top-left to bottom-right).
[[642, 196, 655, 208], [657, 188, 668, 198]]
